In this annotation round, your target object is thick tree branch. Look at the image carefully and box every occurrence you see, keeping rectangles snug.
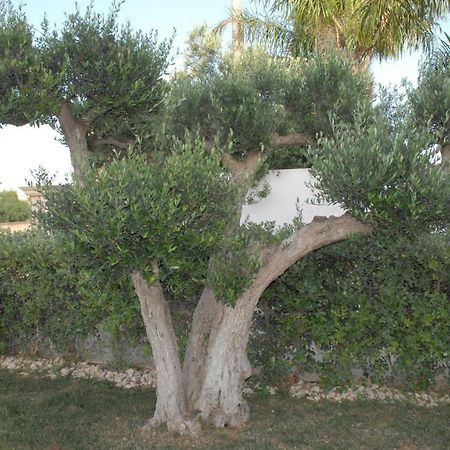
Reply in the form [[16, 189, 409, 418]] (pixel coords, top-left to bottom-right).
[[58, 102, 90, 132], [90, 136, 134, 150], [223, 150, 266, 232], [208, 131, 313, 182], [183, 149, 265, 408], [440, 144, 450, 167], [56, 102, 90, 186], [221, 150, 263, 182], [271, 132, 315, 147], [257, 213, 373, 289]]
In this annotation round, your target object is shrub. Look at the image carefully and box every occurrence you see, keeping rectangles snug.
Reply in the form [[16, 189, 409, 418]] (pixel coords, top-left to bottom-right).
[[0, 230, 141, 352], [253, 231, 449, 388], [0, 191, 31, 222], [1, 228, 448, 390]]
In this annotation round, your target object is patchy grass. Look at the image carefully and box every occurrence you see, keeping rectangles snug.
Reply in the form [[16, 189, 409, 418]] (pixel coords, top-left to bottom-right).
[[0, 369, 449, 449]]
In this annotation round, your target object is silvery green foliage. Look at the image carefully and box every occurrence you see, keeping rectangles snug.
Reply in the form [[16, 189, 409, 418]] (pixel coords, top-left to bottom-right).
[[0, 1, 170, 158], [184, 25, 222, 78], [37, 138, 238, 300], [36, 135, 303, 305], [0, 1, 61, 126], [310, 102, 450, 231], [409, 49, 450, 145], [167, 48, 372, 158]]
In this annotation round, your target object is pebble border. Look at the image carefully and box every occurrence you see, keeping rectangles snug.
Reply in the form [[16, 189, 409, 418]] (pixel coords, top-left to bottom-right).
[[1, 355, 448, 407], [0, 355, 156, 389], [289, 380, 450, 408]]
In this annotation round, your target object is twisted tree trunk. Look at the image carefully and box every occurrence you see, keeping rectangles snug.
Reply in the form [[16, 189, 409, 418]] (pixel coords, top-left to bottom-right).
[[182, 287, 221, 411], [131, 270, 200, 435], [182, 150, 263, 413], [132, 213, 371, 433], [190, 214, 372, 428], [193, 289, 258, 427], [57, 103, 90, 186]]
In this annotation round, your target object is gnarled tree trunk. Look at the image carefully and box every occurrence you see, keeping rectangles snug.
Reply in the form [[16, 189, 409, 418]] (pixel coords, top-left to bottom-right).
[[182, 287, 222, 411], [193, 289, 258, 428], [57, 102, 90, 186], [131, 270, 199, 435], [191, 213, 372, 428], [132, 215, 371, 433]]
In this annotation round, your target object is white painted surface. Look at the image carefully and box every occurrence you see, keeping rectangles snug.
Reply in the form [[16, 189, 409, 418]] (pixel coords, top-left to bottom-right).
[[241, 169, 345, 226]]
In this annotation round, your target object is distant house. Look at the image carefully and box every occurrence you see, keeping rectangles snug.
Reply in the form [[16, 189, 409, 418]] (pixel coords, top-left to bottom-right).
[[19, 186, 47, 214], [0, 186, 54, 233]]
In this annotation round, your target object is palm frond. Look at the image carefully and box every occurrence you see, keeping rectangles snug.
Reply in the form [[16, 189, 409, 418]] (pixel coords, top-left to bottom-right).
[[239, 0, 450, 59], [437, 31, 450, 57], [357, 0, 450, 57], [239, 10, 297, 56], [213, 18, 232, 34]]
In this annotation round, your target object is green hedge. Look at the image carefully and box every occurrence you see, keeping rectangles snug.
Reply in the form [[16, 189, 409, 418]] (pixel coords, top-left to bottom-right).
[[0, 230, 142, 352], [252, 231, 449, 388], [0, 190, 31, 222], [1, 229, 448, 389]]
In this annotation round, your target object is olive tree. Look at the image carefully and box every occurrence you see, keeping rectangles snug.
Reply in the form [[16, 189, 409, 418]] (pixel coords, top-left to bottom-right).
[[409, 47, 450, 165], [37, 47, 450, 434], [0, 1, 170, 184]]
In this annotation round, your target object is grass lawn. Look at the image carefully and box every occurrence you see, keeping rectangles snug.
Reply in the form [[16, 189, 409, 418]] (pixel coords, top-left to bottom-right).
[[0, 369, 449, 450]]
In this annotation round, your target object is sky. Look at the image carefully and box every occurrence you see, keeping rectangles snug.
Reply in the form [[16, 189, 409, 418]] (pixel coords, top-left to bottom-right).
[[0, 1, 448, 194]]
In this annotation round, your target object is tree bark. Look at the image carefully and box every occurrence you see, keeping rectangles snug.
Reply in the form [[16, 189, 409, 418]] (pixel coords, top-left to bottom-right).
[[440, 144, 450, 168], [56, 102, 90, 186], [232, 0, 244, 55], [259, 213, 372, 281], [132, 215, 371, 432], [271, 132, 315, 147], [193, 290, 256, 428], [194, 213, 372, 428], [182, 151, 264, 414], [131, 270, 200, 435], [182, 287, 222, 411], [90, 136, 133, 150]]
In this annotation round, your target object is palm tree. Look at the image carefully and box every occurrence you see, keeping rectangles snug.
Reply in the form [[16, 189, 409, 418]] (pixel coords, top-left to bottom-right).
[[219, 0, 450, 66], [232, 0, 244, 53], [437, 30, 450, 55]]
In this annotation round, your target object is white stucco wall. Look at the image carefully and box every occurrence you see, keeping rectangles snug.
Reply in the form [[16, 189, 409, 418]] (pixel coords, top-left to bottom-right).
[[241, 168, 345, 226]]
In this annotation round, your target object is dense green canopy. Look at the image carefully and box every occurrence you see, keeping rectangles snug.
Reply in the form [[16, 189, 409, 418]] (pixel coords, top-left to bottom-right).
[[0, 1, 170, 179], [168, 47, 372, 157], [2, 1, 449, 433], [37, 45, 450, 303]]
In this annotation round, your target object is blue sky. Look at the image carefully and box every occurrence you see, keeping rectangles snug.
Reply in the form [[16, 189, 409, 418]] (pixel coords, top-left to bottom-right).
[[9, 0, 231, 55], [1, 1, 449, 191]]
